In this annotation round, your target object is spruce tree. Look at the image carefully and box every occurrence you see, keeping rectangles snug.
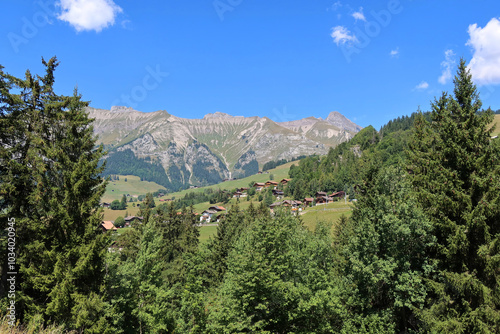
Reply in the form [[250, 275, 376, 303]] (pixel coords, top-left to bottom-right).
[[0, 58, 111, 332], [408, 59, 500, 332]]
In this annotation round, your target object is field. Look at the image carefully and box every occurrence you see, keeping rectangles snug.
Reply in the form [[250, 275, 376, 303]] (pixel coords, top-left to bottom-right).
[[102, 175, 165, 203], [491, 114, 500, 137], [102, 203, 141, 221], [299, 200, 354, 231], [199, 225, 218, 244]]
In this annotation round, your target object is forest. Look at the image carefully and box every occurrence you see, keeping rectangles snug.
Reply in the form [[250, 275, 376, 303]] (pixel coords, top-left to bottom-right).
[[0, 58, 499, 333]]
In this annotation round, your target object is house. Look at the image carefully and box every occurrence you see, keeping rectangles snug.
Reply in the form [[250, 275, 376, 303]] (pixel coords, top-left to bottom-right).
[[269, 201, 283, 209], [101, 202, 111, 208], [124, 216, 144, 224], [253, 182, 265, 191], [265, 181, 279, 188], [315, 191, 327, 198], [237, 187, 249, 193], [330, 191, 346, 199], [316, 196, 334, 205], [209, 205, 226, 212], [269, 200, 302, 213], [100, 221, 117, 232], [272, 189, 284, 197], [280, 178, 291, 185], [200, 210, 217, 223], [303, 198, 314, 206]]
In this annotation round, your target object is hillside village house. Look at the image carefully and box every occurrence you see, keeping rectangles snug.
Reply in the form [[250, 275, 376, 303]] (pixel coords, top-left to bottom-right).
[[280, 178, 291, 185], [124, 216, 143, 226], [331, 191, 346, 199], [200, 205, 226, 223], [265, 181, 279, 189], [200, 210, 217, 223], [100, 221, 117, 232], [269, 200, 303, 214], [272, 189, 284, 197], [253, 182, 265, 191], [303, 198, 314, 206]]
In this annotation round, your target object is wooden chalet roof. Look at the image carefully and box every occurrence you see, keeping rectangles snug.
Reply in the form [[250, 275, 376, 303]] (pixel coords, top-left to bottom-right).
[[101, 221, 117, 231], [209, 205, 226, 211]]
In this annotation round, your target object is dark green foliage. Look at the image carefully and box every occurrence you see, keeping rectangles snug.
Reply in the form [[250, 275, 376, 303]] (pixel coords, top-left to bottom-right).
[[207, 212, 345, 333], [341, 165, 435, 332], [408, 59, 500, 332], [262, 158, 288, 171], [0, 58, 111, 332], [114, 216, 125, 228], [120, 194, 127, 210], [103, 149, 180, 190], [110, 199, 122, 210], [262, 155, 308, 171], [106, 203, 200, 333]]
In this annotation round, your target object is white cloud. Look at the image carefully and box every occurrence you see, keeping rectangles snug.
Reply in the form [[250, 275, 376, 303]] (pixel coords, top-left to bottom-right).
[[57, 0, 123, 32], [438, 49, 456, 84], [390, 48, 399, 57], [331, 26, 357, 45], [467, 17, 500, 85], [352, 7, 366, 22], [331, 1, 342, 11], [415, 81, 429, 90]]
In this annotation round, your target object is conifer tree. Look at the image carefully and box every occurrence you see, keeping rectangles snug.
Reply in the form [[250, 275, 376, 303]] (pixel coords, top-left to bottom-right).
[[408, 59, 500, 332], [0, 58, 111, 332]]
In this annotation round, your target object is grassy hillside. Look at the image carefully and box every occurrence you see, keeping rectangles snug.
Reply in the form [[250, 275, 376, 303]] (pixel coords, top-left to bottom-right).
[[300, 200, 353, 231], [490, 114, 500, 137], [102, 175, 165, 202], [167, 160, 296, 200]]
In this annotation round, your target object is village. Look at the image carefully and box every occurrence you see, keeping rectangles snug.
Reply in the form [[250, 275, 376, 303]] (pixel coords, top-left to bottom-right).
[[99, 177, 347, 232]]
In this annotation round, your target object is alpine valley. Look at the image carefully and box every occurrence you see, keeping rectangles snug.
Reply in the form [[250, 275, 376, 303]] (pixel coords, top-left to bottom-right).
[[88, 106, 362, 191]]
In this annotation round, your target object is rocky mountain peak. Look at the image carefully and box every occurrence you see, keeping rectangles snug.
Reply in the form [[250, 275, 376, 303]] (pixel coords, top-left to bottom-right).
[[326, 111, 362, 133], [110, 106, 138, 113], [203, 111, 233, 119]]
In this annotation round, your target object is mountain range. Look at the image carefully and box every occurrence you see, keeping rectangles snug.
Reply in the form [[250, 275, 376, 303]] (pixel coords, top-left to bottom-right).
[[88, 106, 362, 190]]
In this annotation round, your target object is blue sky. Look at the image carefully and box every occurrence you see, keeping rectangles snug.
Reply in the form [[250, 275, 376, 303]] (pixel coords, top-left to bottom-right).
[[1, 0, 499, 129]]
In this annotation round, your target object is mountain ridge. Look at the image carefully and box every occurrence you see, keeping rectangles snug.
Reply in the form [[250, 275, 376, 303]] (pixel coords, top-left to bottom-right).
[[89, 106, 362, 190]]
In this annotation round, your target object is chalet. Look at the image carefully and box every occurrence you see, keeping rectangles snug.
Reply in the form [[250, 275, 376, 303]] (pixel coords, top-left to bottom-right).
[[269, 201, 283, 209], [315, 191, 327, 198], [209, 205, 226, 212], [269, 200, 303, 213], [253, 182, 265, 191], [100, 221, 117, 232], [283, 200, 302, 207], [330, 191, 346, 199], [280, 178, 291, 185], [200, 210, 217, 223], [272, 189, 284, 197], [303, 198, 314, 207], [237, 187, 249, 192], [101, 202, 111, 208], [316, 196, 334, 205], [265, 181, 279, 188], [124, 216, 144, 224]]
